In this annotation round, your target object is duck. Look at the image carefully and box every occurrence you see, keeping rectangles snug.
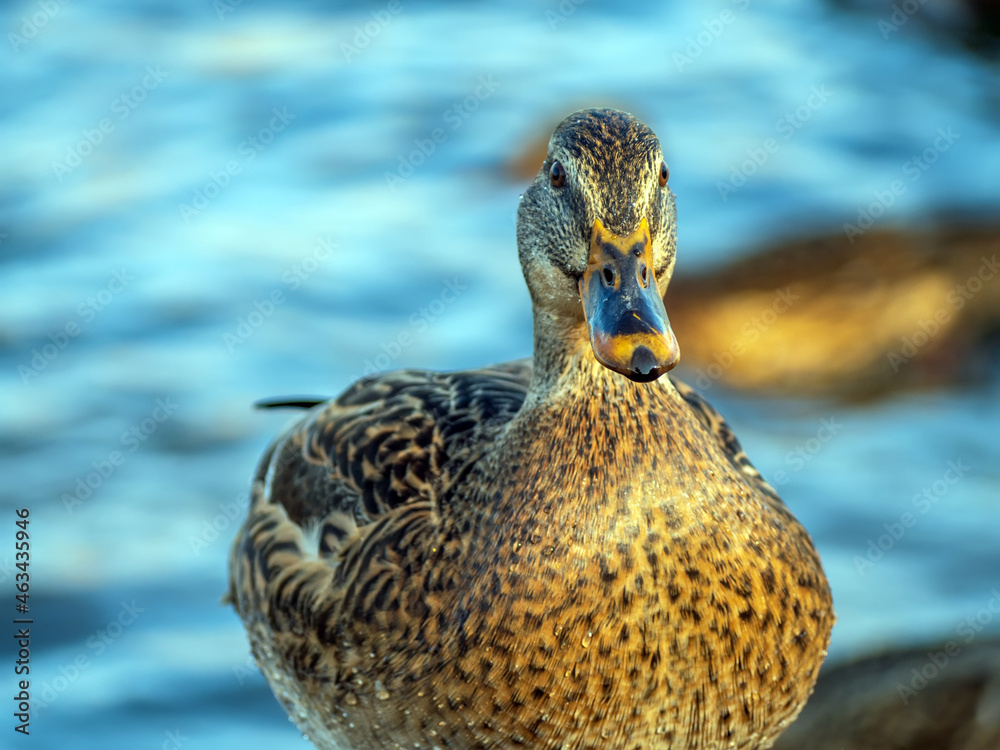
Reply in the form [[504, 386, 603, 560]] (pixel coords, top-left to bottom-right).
[[228, 108, 834, 749]]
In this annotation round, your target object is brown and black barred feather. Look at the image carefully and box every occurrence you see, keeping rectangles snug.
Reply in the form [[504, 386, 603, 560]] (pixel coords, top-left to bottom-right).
[[228, 363, 532, 634], [261, 360, 530, 527]]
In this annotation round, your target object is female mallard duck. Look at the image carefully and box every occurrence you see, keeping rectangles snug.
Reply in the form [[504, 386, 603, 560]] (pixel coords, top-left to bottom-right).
[[228, 108, 834, 749]]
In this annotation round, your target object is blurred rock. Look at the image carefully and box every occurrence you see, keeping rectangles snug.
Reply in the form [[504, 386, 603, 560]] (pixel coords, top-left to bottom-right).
[[774, 637, 1000, 750], [668, 224, 1000, 400]]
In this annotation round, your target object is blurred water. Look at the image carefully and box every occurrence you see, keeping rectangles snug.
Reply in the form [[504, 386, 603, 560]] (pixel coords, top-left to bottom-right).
[[1, 0, 999, 747]]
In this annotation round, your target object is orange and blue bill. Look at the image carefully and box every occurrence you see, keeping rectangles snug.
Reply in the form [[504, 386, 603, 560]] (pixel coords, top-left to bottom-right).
[[579, 218, 680, 382]]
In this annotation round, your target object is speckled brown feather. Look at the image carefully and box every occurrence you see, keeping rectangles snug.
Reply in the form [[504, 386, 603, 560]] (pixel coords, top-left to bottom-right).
[[229, 108, 833, 750]]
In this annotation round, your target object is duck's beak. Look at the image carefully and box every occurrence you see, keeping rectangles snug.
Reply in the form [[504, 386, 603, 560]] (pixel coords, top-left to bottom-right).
[[579, 218, 680, 382]]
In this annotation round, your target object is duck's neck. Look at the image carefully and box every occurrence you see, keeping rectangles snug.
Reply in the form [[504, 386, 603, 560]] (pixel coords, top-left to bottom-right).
[[523, 309, 607, 405], [521, 308, 675, 405], [494, 308, 687, 500], [473, 310, 713, 559]]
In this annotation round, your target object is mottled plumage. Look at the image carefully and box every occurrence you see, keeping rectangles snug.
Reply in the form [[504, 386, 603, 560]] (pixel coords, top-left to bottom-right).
[[229, 108, 834, 749]]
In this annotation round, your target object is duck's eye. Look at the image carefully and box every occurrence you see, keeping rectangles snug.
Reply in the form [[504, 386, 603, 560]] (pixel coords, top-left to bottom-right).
[[550, 161, 566, 188], [658, 161, 669, 187]]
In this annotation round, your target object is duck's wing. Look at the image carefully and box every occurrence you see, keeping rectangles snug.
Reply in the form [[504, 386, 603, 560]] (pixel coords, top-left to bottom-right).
[[228, 360, 532, 614], [670, 375, 781, 501], [272, 360, 530, 525]]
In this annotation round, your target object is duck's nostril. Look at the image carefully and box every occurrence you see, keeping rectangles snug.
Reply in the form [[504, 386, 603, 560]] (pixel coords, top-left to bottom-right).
[[640, 264, 648, 286], [602, 267, 615, 286]]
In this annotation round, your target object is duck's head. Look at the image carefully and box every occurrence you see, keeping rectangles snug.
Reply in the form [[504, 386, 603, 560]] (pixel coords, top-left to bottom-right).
[[517, 108, 680, 383]]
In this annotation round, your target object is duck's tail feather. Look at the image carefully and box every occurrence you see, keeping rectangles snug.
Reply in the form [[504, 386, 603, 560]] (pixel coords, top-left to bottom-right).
[[254, 397, 328, 410]]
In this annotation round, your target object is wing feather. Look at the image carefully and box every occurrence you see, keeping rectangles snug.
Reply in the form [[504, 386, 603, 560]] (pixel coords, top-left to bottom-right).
[[255, 361, 531, 546]]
